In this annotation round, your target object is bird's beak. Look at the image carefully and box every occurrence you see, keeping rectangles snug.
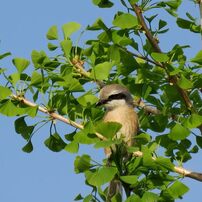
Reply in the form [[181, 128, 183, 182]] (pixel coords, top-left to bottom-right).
[[96, 100, 103, 107], [96, 99, 107, 106]]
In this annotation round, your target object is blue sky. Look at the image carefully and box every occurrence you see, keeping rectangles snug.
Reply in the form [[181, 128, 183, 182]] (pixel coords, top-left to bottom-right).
[[0, 1, 201, 201]]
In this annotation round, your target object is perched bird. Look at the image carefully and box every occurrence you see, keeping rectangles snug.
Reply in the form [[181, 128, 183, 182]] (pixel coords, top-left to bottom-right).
[[97, 83, 139, 200]]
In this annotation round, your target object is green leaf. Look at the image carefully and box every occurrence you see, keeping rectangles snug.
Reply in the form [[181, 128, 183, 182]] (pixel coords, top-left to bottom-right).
[[95, 122, 122, 139], [0, 100, 21, 116], [177, 75, 193, 89], [176, 17, 200, 33], [176, 18, 192, 29], [74, 154, 91, 173], [109, 45, 120, 63], [74, 121, 98, 144], [9, 72, 20, 85], [168, 123, 190, 140], [31, 50, 47, 68], [15, 116, 35, 140], [64, 141, 79, 153], [64, 131, 76, 141], [184, 114, 202, 128], [0, 86, 12, 100], [62, 22, 81, 39], [112, 30, 133, 46], [90, 61, 113, 80], [85, 167, 117, 186], [151, 52, 169, 62], [48, 43, 58, 51], [84, 195, 93, 202], [113, 13, 138, 29], [186, 12, 195, 21], [24, 106, 38, 118], [60, 69, 84, 92], [119, 50, 139, 75], [60, 39, 72, 58], [120, 175, 138, 184], [169, 68, 181, 75], [196, 136, 202, 148], [166, 0, 182, 9], [0, 52, 11, 60], [87, 18, 108, 31], [155, 156, 174, 170], [142, 192, 159, 202], [149, 115, 168, 133], [167, 181, 189, 199], [163, 85, 180, 102], [134, 133, 151, 145], [189, 145, 199, 153], [74, 194, 83, 201], [0, 68, 7, 74], [46, 25, 58, 40], [12, 58, 30, 73], [158, 19, 167, 30], [74, 131, 98, 144], [94, 139, 121, 149], [22, 141, 33, 153], [191, 50, 202, 65], [145, 14, 158, 23], [77, 93, 98, 107], [125, 194, 141, 202], [70, 79, 84, 92], [142, 84, 152, 99], [44, 133, 66, 152], [30, 71, 42, 86], [142, 148, 156, 168], [92, 0, 114, 8], [74, 194, 84, 201]]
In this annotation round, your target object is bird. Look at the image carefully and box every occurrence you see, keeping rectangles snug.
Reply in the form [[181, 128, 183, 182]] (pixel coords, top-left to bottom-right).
[[97, 83, 139, 201]]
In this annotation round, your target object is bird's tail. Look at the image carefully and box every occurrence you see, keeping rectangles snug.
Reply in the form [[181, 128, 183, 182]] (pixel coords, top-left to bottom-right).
[[106, 178, 122, 202]]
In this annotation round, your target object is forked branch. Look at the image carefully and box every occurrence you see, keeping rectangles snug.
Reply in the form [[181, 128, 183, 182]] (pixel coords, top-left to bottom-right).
[[130, 3, 194, 111]]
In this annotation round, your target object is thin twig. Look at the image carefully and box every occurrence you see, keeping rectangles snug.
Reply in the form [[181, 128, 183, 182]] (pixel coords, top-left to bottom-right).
[[11, 94, 105, 140], [117, 45, 163, 68], [71, 58, 91, 78], [131, 4, 161, 53], [133, 151, 202, 182], [133, 99, 161, 115], [198, 0, 202, 32], [71, 58, 105, 88]]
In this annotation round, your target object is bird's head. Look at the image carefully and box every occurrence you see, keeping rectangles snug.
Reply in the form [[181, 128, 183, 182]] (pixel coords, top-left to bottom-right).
[[97, 84, 134, 110]]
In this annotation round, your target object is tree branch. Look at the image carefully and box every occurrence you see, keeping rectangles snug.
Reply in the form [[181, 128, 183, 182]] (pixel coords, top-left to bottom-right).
[[11, 94, 105, 140], [72, 58, 161, 115], [133, 151, 202, 182], [130, 3, 194, 111], [131, 4, 161, 53], [117, 45, 164, 68], [71, 58, 105, 88], [11, 94, 202, 182], [71, 58, 91, 78], [198, 0, 202, 32], [133, 99, 161, 115]]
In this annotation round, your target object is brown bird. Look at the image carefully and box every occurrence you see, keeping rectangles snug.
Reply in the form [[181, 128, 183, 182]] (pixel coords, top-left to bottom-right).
[[97, 84, 139, 201]]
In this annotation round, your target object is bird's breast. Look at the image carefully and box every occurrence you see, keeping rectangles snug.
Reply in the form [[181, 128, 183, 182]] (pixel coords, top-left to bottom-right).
[[103, 106, 138, 146]]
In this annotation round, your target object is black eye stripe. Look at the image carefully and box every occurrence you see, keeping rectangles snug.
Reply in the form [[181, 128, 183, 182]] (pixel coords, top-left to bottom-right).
[[96, 93, 127, 106], [108, 93, 126, 101]]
